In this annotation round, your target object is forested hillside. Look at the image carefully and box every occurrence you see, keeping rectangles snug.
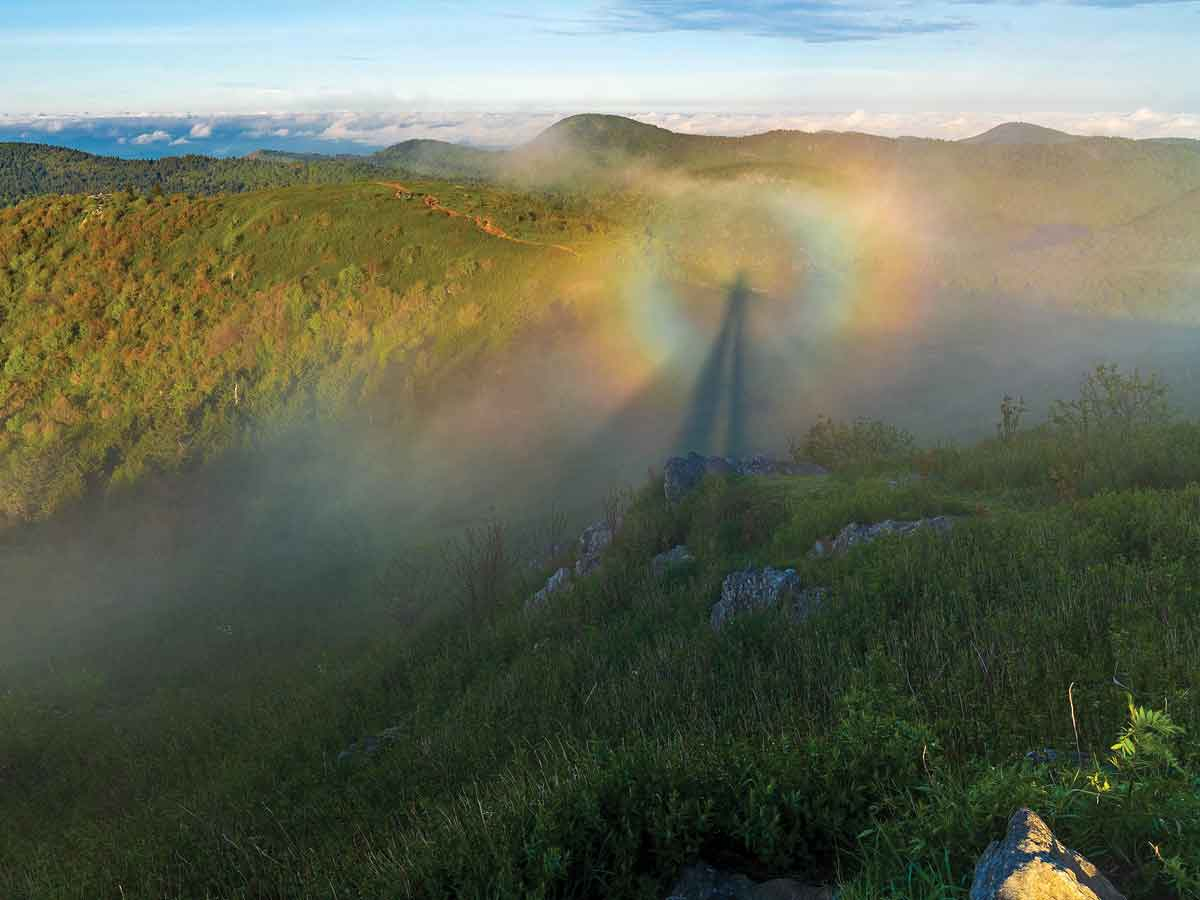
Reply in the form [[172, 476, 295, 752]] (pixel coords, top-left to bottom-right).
[[0, 143, 382, 205], [0, 181, 611, 523]]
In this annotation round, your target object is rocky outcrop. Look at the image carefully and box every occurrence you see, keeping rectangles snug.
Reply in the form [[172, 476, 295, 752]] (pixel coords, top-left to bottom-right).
[[811, 516, 954, 558], [711, 568, 826, 631], [712, 567, 800, 630], [664, 453, 732, 504], [526, 566, 572, 613], [652, 545, 695, 578], [665, 862, 834, 900], [526, 516, 621, 613], [664, 452, 828, 504], [576, 519, 617, 577], [970, 808, 1125, 900]]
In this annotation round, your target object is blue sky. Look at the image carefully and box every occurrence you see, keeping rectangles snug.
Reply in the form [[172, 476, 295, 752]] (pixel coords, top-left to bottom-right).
[[2, 0, 1199, 153]]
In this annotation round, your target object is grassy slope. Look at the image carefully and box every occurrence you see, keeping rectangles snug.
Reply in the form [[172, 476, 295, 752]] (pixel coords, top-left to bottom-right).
[[3, 411, 1200, 899], [0, 181, 614, 523]]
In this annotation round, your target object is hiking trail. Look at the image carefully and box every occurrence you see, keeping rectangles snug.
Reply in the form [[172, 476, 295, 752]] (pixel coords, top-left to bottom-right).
[[379, 182, 580, 257]]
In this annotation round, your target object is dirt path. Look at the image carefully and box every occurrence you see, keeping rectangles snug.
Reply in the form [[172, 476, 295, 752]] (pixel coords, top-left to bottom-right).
[[379, 182, 580, 257]]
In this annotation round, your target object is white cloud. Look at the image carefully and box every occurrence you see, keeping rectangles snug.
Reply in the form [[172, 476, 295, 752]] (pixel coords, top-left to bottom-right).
[[29, 118, 67, 133], [313, 111, 565, 147], [131, 129, 172, 144], [189, 122, 214, 138], [170, 137, 190, 145]]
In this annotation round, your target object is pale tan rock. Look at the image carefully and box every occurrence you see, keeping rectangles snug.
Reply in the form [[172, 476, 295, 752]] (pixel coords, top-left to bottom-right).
[[970, 808, 1125, 900]]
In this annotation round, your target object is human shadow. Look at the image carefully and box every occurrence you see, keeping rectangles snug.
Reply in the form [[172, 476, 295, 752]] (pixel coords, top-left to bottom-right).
[[675, 273, 751, 457]]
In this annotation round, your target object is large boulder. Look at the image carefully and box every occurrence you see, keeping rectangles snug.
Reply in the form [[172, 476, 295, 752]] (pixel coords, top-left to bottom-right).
[[711, 567, 801, 631], [665, 862, 833, 900], [811, 516, 954, 558], [970, 808, 1125, 900], [664, 452, 827, 504]]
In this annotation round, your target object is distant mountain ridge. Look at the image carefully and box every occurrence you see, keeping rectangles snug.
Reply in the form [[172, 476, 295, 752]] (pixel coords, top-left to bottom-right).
[[961, 122, 1080, 145], [7, 114, 1200, 206]]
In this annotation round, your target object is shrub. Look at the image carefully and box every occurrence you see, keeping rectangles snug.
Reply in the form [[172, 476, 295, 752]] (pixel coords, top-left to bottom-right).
[[1051, 364, 1171, 441], [792, 416, 915, 471]]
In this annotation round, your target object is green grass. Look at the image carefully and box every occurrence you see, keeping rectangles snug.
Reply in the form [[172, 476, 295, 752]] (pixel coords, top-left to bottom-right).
[[4, 402, 1200, 899]]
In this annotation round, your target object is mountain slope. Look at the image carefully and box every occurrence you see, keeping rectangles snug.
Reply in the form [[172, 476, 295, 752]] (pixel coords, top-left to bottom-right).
[[0, 181, 605, 523]]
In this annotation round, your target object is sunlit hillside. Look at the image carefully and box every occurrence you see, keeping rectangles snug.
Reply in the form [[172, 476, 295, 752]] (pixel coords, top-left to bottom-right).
[[0, 179, 617, 523]]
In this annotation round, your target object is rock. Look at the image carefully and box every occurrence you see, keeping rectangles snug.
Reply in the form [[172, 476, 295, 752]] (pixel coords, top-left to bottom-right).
[[664, 452, 827, 504], [665, 862, 834, 900], [652, 545, 695, 578], [576, 520, 616, 577], [970, 808, 1125, 900], [711, 567, 800, 631], [526, 566, 572, 612], [811, 516, 955, 558], [664, 453, 725, 504]]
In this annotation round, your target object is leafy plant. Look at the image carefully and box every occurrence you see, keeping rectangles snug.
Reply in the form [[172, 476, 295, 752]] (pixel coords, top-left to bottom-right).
[[1110, 694, 1185, 776]]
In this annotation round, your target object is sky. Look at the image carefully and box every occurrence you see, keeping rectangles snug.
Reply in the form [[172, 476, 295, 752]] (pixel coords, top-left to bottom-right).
[[2, 0, 1199, 156]]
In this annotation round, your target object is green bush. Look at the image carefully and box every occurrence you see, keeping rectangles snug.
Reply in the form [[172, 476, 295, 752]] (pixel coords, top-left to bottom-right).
[[792, 416, 915, 471]]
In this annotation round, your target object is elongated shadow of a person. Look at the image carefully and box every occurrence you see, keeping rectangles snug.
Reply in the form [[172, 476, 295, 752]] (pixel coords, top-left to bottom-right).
[[675, 273, 751, 457], [512, 274, 758, 525]]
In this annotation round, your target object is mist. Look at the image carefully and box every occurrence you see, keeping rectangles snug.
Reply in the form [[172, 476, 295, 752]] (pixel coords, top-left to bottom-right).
[[4, 159, 1200, 692]]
